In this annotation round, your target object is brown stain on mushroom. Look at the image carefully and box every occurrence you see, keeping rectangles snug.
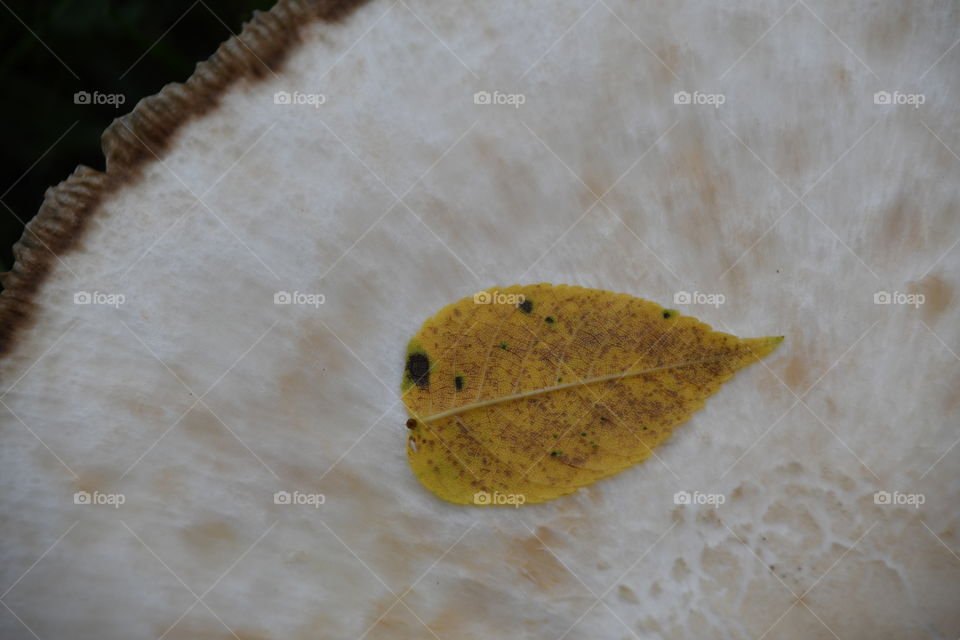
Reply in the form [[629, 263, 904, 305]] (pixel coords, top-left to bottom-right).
[[277, 370, 312, 431], [579, 173, 607, 211], [782, 353, 808, 394], [163, 626, 270, 640], [361, 591, 421, 637], [724, 262, 749, 302], [317, 465, 397, 519], [427, 599, 518, 639], [273, 317, 360, 434], [832, 64, 851, 91], [908, 273, 952, 323], [779, 129, 809, 183], [507, 526, 574, 593], [181, 520, 238, 552], [618, 584, 641, 604], [277, 324, 327, 429], [668, 132, 734, 266], [73, 469, 113, 495], [182, 406, 230, 445], [653, 43, 682, 84], [864, 5, 914, 63], [278, 462, 327, 496], [683, 142, 725, 214], [117, 395, 168, 422], [423, 576, 553, 639], [942, 370, 960, 415], [824, 395, 839, 419], [881, 195, 924, 252], [153, 465, 187, 496], [671, 557, 690, 580]]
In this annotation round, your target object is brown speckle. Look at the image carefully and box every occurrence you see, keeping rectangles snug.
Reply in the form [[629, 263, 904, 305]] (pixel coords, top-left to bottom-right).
[[618, 584, 641, 604], [783, 354, 807, 393], [909, 273, 952, 323]]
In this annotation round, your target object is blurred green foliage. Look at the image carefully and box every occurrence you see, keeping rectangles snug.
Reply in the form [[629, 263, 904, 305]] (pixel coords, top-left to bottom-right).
[[0, 0, 273, 273]]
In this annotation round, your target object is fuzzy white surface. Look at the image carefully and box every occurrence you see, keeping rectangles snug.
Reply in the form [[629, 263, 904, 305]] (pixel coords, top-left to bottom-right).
[[1, 1, 959, 638]]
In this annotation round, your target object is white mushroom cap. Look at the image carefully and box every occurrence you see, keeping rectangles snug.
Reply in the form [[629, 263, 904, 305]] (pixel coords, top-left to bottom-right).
[[1, 1, 959, 637]]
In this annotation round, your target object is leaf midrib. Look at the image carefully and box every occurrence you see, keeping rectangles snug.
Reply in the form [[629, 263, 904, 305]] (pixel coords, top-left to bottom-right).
[[419, 353, 738, 424]]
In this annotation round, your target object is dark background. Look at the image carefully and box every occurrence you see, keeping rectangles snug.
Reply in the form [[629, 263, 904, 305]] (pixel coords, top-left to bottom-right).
[[0, 0, 273, 276]]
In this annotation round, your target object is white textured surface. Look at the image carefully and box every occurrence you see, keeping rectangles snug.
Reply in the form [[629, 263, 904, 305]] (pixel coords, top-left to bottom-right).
[[2, 1, 959, 638]]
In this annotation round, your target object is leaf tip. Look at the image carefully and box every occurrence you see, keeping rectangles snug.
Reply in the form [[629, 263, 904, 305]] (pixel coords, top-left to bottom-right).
[[743, 334, 785, 360]]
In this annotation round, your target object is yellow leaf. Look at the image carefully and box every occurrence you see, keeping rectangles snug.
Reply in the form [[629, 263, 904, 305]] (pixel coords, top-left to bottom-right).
[[402, 284, 783, 506]]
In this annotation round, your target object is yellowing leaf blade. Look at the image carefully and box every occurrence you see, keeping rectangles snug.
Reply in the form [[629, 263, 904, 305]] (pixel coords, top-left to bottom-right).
[[402, 284, 783, 506]]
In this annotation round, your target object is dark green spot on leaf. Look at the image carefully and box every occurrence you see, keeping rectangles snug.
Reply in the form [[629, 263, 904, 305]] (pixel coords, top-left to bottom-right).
[[406, 353, 430, 389]]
